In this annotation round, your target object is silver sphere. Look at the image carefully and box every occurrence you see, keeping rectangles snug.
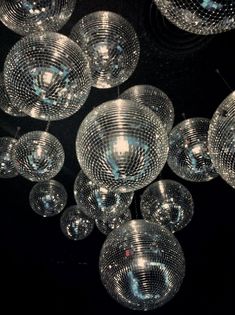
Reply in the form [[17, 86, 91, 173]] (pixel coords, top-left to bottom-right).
[[29, 179, 67, 217], [208, 92, 235, 189], [76, 99, 169, 193], [120, 85, 174, 133], [74, 170, 134, 221], [70, 11, 140, 89], [60, 205, 95, 241], [168, 117, 218, 182], [0, 0, 76, 36], [99, 219, 185, 311], [154, 0, 235, 35], [0, 137, 18, 178], [140, 180, 194, 233], [13, 131, 64, 182], [4, 32, 91, 121]]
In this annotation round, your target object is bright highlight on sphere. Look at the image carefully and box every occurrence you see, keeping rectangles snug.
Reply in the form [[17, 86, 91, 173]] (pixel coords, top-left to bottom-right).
[[13, 131, 64, 182], [99, 219, 185, 311], [70, 11, 140, 88], [76, 99, 169, 193], [0, 0, 77, 36], [208, 92, 235, 189], [120, 85, 174, 133], [154, 0, 235, 35], [60, 205, 95, 241], [168, 117, 218, 182], [140, 180, 194, 233], [74, 170, 133, 221], [0, 137, 18, 178], [29, 180, 67, 217], [4, 32, 91, 121]]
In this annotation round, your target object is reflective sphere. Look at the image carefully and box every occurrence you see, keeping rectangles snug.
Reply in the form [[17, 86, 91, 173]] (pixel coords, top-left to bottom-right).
[[208, 92, 235, 189], [140, 180, 194, 233], [76, 99, 168, 192], [13, 131, 64, 182], [60, 205, 95, 240], [29, 179, 67, 217], [99, 220, 185, 311], [120, 85, 174, 133], [4, 32, 91, 121], [168, 118, 218, 182], [0, 137, 18, 178], [0, 0, 76, 36], [154, 0, 235, 35], [74, 170, 133, 221], [70, 11, 140, 88]]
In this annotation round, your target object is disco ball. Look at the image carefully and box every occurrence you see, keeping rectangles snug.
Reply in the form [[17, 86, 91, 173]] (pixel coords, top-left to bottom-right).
[[208, 92, 235, 189], [70, 11, 140, 88], [154, 0, 235, 35], [4, 32, 91, 121], [0, 137, 18, 178], [13, 131, 65, 182], [140, 180, 194, 233], [168, 117, 218, 182], [76, 99, 168, 193], [60, 205, 95, 241], [0, 0, 76, 36], [99, 219, 185, 311], [120, 85, 174, 133], [29, 180, 67, 217], [74, 170, 134, 221]]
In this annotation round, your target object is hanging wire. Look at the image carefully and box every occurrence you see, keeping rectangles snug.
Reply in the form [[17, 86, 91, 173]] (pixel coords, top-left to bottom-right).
[[117, 85, 120, 98], [181, 112, 187, 120], [215, 69, 233, 92], [14, 126, 21, 139]]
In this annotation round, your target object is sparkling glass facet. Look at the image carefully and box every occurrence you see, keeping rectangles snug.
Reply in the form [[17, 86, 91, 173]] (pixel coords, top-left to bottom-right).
[[0, 137, 18, 178]]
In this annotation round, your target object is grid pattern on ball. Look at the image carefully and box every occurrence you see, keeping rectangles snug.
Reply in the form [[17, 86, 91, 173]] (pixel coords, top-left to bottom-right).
[[99, 220, 185, 311], [154, 0, 235, 35], [76, 99, 169, 193], [208, 92, 235, 189], [0, 137, 18, 178], [140, 180, 194, 233], [120, 85, 174, 133], [70, 11, 140, 88], [29, 180, 67, 217], [13, 131, 65, 182], [0, 0, 76, 36], [4, 32, 91, 121], [168, 118, 218, 182]]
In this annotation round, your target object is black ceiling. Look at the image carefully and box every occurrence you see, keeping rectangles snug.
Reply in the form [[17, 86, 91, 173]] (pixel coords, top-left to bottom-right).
[[0, 0, 234, 314]]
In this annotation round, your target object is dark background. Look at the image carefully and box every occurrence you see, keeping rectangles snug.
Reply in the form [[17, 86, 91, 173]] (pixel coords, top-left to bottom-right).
[[0, 0, 234, 314]]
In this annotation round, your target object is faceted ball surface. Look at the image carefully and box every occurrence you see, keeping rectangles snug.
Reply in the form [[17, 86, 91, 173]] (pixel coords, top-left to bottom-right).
[[99, 220, 185, 311], [13, 131, 64, 182], [120, 85, 174, 133], [4, 32, 91, 121], [29, 180, 67, 217], [168, 117, 218, 182], [0, 0, 76, 36], [154, 0, 235, 35], [140, 180, 194, 232], [70, 11, 140, 88], [76, 99, 169, 193], [0, 137, 18, 178], [60, 205, 95, 241]]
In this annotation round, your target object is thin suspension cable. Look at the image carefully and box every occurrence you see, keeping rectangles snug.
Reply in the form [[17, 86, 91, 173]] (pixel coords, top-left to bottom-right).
[[215, 69, 233, 92]]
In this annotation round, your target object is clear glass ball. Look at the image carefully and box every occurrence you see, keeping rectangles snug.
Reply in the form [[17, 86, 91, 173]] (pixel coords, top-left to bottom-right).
[[13, 131, 65, 182], [60, 205, 95, 241], [70, 11, 140, 89], [208, 92, 235, 189], [29, 179, 67, 217], [168, 117, 218, 182], [154, 0, 235, 35], [0, 0, 76, 36], [76, 99, 169, 193], [99, 219, 185, 311], [4, 32, 91, 121], [74, 170, 134, 221], [0, 137, 18, 178], [120, 85, 174, 133], [140, 180, 194, 233]]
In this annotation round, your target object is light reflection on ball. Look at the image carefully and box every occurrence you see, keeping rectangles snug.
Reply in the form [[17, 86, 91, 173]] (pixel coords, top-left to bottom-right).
[[0, 137, 18, 178]]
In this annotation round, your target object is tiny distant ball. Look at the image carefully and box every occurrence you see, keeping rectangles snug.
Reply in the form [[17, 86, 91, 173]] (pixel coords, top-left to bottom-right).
[[0, 137, 18, 178]]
